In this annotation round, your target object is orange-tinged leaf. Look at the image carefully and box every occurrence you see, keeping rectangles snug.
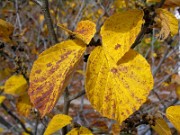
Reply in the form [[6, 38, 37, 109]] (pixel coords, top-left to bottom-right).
[[16, 93, 33, 118], [58, 20, 96, 44], [100, 9, 144, 63], [4, 74, 28, 96], [86, 46, 153, 124], [74, 20, 96, 44], [0, 19, 14, 43], [0, 96, 6, 104], [176, 85, 180, 99], [44, 114, 72, 135], [111, 122, 121, 135], [152, 118, 172, 135], [166, 106, 180, 132], [67, 126, 93, 135], [28, 39, 86, 117], [156, 9, 178, 40]]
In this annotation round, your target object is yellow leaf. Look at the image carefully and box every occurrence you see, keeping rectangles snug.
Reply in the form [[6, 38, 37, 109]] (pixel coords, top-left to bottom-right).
[[100, 9, 144, 63], [74, 20, 96, 44], [0, 68, 12, 82], [4, 74, 28, 96], [0, 19, 14, 43], [85, 46, 153, 124], [114, 0, 126, 8], [28, 39, 86, 117], [67, 128, 79, 135], [0, 127, 3, 133], [156, 8, 178, 40], [67, 126, 93, 135], [16, 93, 32, 118], [147, 0, 180, 8], [0, 96, 6, 104], [152, 118, 172, 135], [58, 20, 96, 44], [44, 114, 72, 135], [166, 106, 180, 132]]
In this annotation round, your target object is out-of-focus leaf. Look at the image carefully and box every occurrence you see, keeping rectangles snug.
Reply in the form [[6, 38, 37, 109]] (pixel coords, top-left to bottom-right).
[[86, 46, 153, 124], [114, 0, 126, 8], [176, 85, 180, 99], [100, 9, 144, 63], [67, 126, 93, 135], [156, 8, 178, 40], [166, 106, 180, 132], [152, 118, 172, 135], [111, 122, 121, 135], [0, 96, 6, 104], [90, 120, 108, 133], [44, 114, 72, 135], [147, 0, 180, 8], [58, 20, 96, 44], [4, 74, 27, 96], [28, 39, 86, 117], [0, 128, 3, 133], [16, 93, 32, 118], [0, 68, 12, 82], [0, 19, 14, 43]]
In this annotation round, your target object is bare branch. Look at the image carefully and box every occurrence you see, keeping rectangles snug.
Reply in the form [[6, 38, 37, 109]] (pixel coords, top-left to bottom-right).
[[69, 90, 85, 102]]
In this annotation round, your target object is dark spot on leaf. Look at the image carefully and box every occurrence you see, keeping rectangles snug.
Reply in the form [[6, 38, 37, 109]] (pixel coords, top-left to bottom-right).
[[46, 63, 52, 67], [111, 68, 118, 74], [115, 44, 121, 50]]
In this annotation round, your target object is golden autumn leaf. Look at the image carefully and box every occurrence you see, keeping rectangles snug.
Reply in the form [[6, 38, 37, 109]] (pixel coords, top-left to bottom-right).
[[100, 9, 144, 63], [147, 0, 180, 8], [156, 8, 178, 40], [74, 20, 96, 44], [4, 74, 28, 96], [44, 114, 72, 135], [58, 20, 96, 44], [28, 39, 86, 117], [67, 126, 93, 135], [0, 96, 6, 104], [16, 93, 33, 118], [166, 106, 180, 132], [85, 46, 153, 124], [152, 118, 172, 135], [0, 19, 14, 43]]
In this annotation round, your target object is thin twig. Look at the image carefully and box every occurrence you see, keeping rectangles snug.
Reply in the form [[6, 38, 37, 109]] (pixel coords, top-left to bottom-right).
[[32, 0, 58, 45], [1, 103, 33, 135], [68, 90, 85, 102], [41, 0, 58, 44], [153, 46, 170, 76]]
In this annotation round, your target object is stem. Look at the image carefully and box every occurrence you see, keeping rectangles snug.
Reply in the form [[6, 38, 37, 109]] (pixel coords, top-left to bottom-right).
[[1, 103, 33, 135], [62, 88, 70, 135], [68, 90, 85, 102], [153, 46, 170, 76], [41, 0, 58, 44]]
